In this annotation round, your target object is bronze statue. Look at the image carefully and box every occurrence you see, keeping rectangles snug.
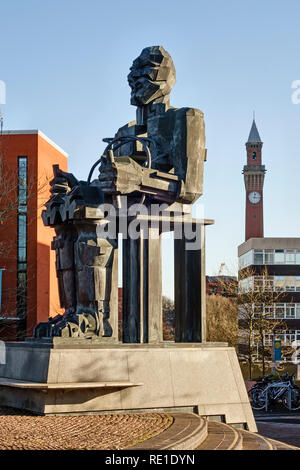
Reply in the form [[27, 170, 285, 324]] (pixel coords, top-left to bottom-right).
[[34, 45, 206, 340], [98, 45, 206, 205]]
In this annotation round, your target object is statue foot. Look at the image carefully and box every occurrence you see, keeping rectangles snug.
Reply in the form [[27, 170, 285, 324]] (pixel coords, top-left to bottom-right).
[[33, 308, 113, 339], [52, 315, 79, 337], [33, 310, 78, 338], [33, 315, 64, 338]]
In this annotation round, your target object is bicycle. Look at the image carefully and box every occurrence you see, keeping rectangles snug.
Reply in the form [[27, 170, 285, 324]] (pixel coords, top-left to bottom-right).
[[281, 374, 300, 411], [248, 375, 274, 410], [248, 373, 300, 411]]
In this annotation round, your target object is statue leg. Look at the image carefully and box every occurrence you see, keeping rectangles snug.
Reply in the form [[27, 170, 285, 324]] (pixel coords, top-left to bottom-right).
[[34, 221, 117, 340], [54, 226, 77, 314], [74, 222, 116, 338]]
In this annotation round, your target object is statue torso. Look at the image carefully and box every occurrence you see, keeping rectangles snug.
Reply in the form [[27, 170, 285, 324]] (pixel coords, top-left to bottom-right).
[[114, 106, 205, 204]]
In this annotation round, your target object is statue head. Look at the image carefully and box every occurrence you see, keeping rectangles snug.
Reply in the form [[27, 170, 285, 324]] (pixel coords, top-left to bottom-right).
[[127, 46, 176, 106]]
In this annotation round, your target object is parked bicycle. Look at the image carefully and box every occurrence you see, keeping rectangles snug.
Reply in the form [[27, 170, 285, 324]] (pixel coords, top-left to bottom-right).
[[248, 373, 300, 411]]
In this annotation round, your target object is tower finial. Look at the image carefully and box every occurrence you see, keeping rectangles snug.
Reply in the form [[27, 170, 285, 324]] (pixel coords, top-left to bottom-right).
[[253, 110, 255, 121]]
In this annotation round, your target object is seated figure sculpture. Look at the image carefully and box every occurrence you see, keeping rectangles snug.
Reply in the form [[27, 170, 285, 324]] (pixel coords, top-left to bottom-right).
[[34, 45, 206, 339], [98, 46, 206, 205]]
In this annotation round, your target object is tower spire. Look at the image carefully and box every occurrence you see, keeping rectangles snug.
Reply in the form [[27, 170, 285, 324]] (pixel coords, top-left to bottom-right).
[[247, 117, 262, 144]]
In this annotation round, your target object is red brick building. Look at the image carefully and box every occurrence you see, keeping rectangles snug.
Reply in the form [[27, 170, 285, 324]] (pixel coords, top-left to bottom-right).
[[0, 130, 68, 340], [206, 276, 237, 296]]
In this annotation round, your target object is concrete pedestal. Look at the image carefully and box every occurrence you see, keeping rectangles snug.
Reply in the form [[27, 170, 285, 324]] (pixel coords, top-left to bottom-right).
[[0, 341, 256, 432]]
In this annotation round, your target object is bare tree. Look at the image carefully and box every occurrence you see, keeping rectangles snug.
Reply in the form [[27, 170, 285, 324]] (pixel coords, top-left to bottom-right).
[[162, 291, 239, 347], [227, 266, 285, 379], [206, 294, 238, 348], [162, 295, 175, 341]]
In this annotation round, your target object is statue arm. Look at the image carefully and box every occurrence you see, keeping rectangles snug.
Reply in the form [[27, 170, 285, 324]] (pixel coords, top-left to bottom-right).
[[141, 107, 206, 204], [98, 155, 179, 203], [171, 108, 206, 204]]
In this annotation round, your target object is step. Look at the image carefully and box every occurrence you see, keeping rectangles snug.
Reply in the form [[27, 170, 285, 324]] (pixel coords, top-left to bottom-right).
[[0, 377, 142, 390], [129, 413, 208, 450], [239, 429, 273, 450], [196, 421, 243, 450]]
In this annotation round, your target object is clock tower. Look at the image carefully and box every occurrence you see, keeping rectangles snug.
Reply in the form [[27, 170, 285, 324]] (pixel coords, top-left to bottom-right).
[[243, 119, 266, 241]]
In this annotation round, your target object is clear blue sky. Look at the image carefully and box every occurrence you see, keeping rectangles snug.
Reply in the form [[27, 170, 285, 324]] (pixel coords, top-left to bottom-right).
[[1, 0, 300, 298]]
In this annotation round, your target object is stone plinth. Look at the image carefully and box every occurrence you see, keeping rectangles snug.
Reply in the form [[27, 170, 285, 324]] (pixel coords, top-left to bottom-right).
[[0, 341, 256, 432]]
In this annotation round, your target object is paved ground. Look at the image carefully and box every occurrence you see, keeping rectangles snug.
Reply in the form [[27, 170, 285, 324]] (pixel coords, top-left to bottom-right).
[[0, 407, 173, 450], [255, 409, 300, 448]]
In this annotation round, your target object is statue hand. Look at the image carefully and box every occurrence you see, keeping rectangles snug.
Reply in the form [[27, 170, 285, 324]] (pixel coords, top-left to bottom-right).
[[98, 157, 143, 195], [50, 168, 79, 195]]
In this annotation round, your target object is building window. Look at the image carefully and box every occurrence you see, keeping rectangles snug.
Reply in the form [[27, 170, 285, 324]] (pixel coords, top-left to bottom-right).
[[275, 304, 285, 318], [252, 152, 257, 160], [274, 250, 285, 264], [274, 276, 285, 291], [286, 251, 296, 264], [254, 276, 264, 291], [239, 250, 253, 269], [253, 250, 263, 265], [17, 157, 27, 319], [240, 248, 300, 269], [240, 275, 300, 293], [210, 286, 218, 294], [286, 304, 295, 318], [264, 305, 274, 318], [264, 250, 274, 264], [18, 157, 27, 212], [261, 303, 300, 319], [17, 272, 26, 318], [239, 277, 254, 293], [286, 276, 296, 292], [18, 214, 26, 263], [264, 277, 273, 292]]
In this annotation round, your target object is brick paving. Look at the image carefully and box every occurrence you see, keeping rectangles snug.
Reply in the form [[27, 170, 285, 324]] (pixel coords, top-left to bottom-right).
[[255, 411, 300, 448], [256, 419, 300, 448], [0, 407, 173, 450]]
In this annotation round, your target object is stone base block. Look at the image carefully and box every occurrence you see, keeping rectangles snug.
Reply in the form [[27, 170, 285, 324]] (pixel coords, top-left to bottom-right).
[[0, 342, 256, 432]]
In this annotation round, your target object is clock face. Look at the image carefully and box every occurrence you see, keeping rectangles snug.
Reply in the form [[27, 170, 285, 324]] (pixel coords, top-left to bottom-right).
[[248, 191, 261, 204]]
